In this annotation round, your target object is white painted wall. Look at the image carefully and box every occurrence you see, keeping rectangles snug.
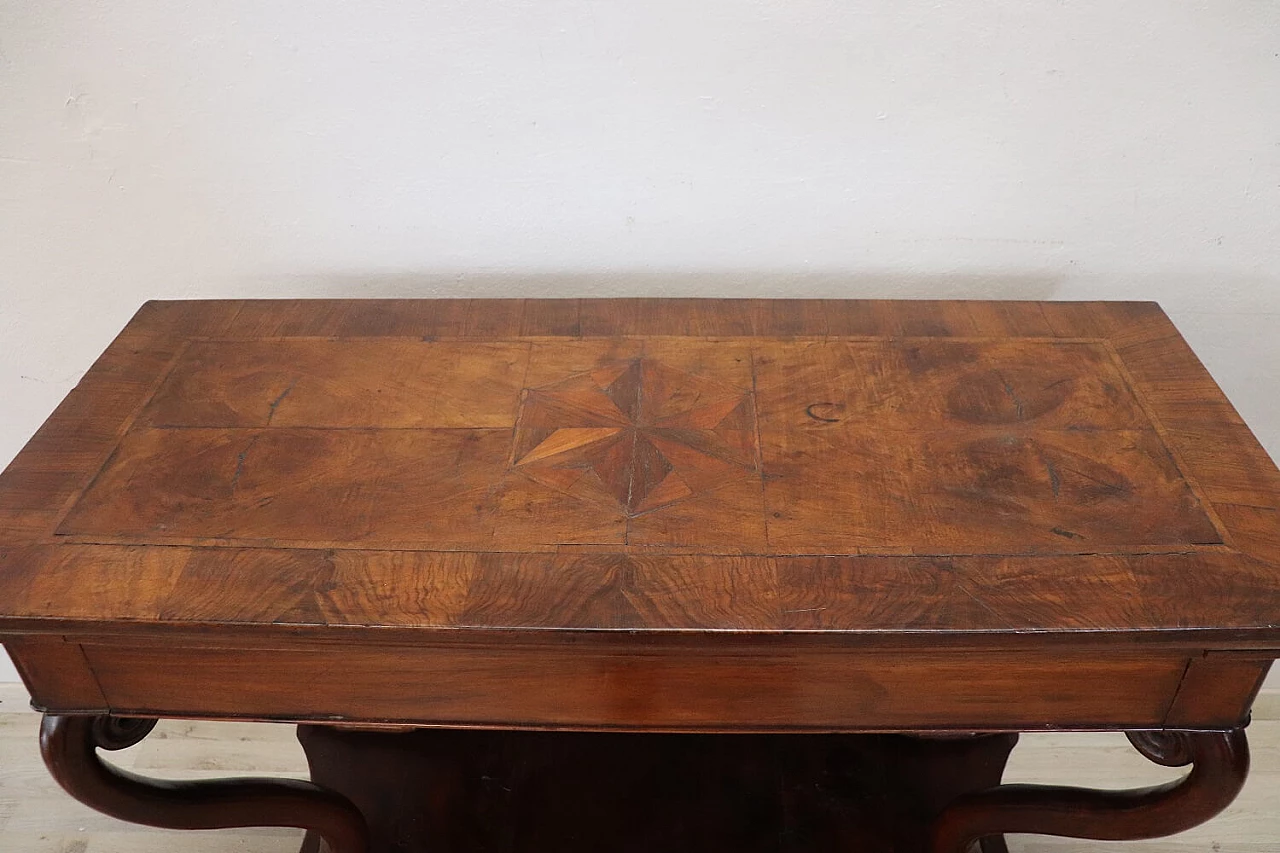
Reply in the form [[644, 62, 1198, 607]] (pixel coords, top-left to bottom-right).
[[2, 1, 1279, 687]]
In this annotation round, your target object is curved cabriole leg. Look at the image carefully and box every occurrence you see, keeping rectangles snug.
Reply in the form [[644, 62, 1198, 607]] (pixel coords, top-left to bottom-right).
[[40, 714, 369, 853], [929, 728, 1248, 853]]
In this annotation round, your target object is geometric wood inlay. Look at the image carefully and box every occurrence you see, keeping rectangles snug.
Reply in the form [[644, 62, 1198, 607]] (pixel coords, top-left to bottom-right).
[[51, 334, 1221, 556], [511, 358, 759, 516], [5, 298, 1280, 653]]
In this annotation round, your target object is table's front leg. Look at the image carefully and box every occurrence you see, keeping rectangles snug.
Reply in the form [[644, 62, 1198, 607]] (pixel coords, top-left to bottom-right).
[[39, 714, 370, 853], [929, 728, 1249, 853]]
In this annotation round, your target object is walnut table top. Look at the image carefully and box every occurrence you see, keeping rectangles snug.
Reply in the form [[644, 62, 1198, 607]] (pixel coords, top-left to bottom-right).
[[2, 299, 1278, 734]]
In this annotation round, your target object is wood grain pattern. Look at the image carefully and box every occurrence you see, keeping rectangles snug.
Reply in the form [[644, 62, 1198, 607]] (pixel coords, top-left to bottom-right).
[[79, 643, 1189, 730], [142, 340, 530, 429], [1164, 653, 1273, 727], [0, 299, 1277, 732], [52, 336, 1223, 555], [2, 546, 1279, 643], [4, 637, 106, 712]]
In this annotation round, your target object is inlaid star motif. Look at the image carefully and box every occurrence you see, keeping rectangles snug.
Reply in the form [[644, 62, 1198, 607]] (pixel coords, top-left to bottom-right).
[[510, 358, 759, 516]]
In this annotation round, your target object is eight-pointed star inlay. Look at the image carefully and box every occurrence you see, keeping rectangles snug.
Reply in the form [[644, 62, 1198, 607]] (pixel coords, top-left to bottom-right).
[[510, 358, 759, 516]]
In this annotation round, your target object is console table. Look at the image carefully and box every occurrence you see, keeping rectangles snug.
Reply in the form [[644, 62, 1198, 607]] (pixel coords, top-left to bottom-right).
[[2, 298, 1278, 852]]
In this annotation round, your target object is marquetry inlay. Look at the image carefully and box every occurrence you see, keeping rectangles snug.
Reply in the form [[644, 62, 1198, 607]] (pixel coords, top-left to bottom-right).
[[510, 358, 759, 516], [51, 334, 1220, 556]]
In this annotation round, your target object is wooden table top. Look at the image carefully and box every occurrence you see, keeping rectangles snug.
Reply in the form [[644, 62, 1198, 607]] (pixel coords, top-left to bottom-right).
[[1, 298, 1279, 650]]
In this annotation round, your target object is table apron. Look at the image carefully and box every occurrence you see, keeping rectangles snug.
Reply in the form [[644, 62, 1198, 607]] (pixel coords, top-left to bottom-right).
[[7, 636, 1271, 732]]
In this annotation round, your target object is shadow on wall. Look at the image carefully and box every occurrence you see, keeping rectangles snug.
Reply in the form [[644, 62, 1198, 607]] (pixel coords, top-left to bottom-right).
[[241, 270, 1065, 303]]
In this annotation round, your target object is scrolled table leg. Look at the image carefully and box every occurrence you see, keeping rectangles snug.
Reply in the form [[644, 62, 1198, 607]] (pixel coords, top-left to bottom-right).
[[929, 728, 1248, 853], [40, 714, 369, 853]]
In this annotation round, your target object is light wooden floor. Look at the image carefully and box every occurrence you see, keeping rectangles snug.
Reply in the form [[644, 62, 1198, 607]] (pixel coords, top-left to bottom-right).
[[3, 685, 1278, 853]]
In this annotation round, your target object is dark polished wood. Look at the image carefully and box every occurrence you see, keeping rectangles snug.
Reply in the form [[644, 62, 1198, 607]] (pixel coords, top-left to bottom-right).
[[930, 728, 1248, 852], [40, 713, 368, 852], [296, 726, 1018, 853], [1, 299, 1278, 849]]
